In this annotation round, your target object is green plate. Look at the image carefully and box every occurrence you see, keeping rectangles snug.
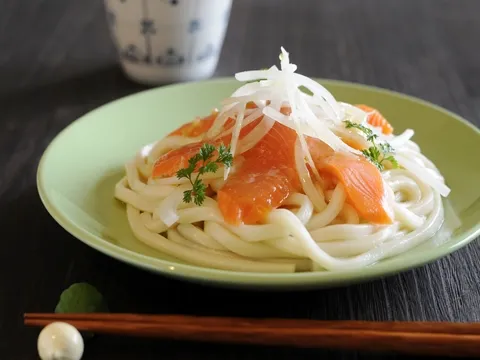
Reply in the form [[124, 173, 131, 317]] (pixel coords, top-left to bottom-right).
[[37, 77, 480, 289]]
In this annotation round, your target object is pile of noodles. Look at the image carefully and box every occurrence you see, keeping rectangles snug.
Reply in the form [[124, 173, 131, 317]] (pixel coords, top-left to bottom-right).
[[114, 48, 450, 273]]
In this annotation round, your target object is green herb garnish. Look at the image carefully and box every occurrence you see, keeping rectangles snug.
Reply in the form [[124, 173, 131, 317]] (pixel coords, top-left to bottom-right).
[[55, 283, 108, 314], [176, 143, 233, 206], [344, 121, 377, 142], [344, 120, 399, 171]]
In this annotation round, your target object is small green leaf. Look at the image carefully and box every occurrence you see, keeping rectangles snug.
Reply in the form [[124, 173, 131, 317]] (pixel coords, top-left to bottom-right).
[[55, 283, 108, 340], [379, 142, 394, 154], [199, 143, 216, 162], [55, 283, 108, 314], [344, 120, 375, 139], [193, 186, 207, 206], [192, 179, 206, 206], [188, 153, 201, 167], [182, 189, 193, 203], [217, 144, 233, 167], [384, 155, 399, 169], [362, 147, 383, 170], [176, 168, 190, 180], [201, 162, 218, 174], [371, 147, 381, 159]]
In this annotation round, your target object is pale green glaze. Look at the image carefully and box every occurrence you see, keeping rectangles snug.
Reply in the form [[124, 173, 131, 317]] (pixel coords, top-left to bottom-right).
[[37, 78, 480, 289]]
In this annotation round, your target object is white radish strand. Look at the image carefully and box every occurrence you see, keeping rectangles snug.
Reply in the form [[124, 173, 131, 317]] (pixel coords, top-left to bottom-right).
[[154, 184, 190, 226], [224, 103, 246, 180], [236, 116, 275, 154], [294, 137, 327, 211]]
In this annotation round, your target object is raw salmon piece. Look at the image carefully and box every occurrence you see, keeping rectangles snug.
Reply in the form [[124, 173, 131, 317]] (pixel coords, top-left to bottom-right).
[[168, 113, 217, 137], [217, 122, 302, 225], [355, 104, 394, 135], [152, 116, 262, 178], [168, 113, 237, 138], [320, 154, 393, 224], [306, 138, 393, 224], [169, 102, 259, 138], [217, 171, 295, 225], [154, 106, 393, 226], [153, 141, 214, 178]]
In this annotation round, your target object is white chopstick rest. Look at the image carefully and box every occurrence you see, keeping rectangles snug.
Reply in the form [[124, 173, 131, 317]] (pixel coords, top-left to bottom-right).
[[37, 321, 84, 360]]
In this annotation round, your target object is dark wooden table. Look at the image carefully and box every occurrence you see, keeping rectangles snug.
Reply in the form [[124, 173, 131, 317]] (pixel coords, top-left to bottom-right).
[[1, 0, 479, 359]]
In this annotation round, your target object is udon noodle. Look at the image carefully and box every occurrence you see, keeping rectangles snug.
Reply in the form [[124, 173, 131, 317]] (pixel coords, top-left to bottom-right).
[[114, 48, 449, 273]]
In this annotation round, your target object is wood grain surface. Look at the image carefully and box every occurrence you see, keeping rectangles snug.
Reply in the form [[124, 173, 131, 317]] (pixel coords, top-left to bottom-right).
[[1, 0, 479, 359]]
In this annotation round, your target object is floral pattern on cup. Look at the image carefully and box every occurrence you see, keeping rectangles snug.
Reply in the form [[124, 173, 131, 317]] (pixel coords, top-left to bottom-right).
[[188, 19, 201, 34], [196, 44, 214, 62], [105, 0, 230, 67], [103, 0, 232, 83], [156, 48, 185, 66]]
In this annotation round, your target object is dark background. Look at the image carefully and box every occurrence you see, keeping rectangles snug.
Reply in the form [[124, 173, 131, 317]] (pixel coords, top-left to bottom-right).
[[1, 0, 479, 359]]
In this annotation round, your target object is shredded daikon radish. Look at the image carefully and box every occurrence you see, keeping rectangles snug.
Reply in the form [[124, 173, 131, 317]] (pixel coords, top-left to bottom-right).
[[224, 103, 245, 179], [389, 129, 415, 148], [294, 138, 326, 211], [236, 116, 275, 154], [154, 184, 190, 226], [213, 47, 364, 182]]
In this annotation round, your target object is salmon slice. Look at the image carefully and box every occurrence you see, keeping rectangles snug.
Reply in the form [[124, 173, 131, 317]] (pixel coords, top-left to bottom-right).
[[355, 104, 394, 135], [168, 113, 216, 137], [167, 113, 238, 138], [153, 107, 393, 226], [217, 122, 302, 225], [152, 116, 262, 178], [168, 102, 259, 138], [306, 137, 393, 224]]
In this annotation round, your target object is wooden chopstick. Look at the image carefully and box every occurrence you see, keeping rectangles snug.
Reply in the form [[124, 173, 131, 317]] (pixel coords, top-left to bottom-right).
[[24, 313, 480, 357]]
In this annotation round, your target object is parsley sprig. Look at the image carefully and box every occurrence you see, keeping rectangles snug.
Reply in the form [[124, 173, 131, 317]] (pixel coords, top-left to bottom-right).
[[344, 120, 399, 171], [176, 143, 233, 206]]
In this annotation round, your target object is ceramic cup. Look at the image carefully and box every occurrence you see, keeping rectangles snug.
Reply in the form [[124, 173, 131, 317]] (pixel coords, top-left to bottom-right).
[[103, 0, 232, 85]]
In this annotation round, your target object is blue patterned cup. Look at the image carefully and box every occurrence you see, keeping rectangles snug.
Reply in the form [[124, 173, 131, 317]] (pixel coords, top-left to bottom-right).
[[103, 0, 232, 84]]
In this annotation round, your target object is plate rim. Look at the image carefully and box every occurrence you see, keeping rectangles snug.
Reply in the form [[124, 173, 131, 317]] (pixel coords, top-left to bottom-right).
[[36, 76, 480, 288]]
